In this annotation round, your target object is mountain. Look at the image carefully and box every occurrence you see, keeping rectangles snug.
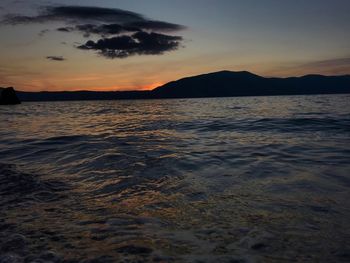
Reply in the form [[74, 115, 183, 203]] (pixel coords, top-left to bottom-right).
[[151, 71, 350, 98], [16, 71, 350, 101]]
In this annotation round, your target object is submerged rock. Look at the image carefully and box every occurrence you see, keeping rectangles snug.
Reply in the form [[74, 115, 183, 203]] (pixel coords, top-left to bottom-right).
[[0, 87, 21, 105]]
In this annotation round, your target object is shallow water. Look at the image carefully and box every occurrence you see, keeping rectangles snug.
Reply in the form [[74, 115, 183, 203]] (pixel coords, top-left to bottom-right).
[[0, 95, 350, 262]]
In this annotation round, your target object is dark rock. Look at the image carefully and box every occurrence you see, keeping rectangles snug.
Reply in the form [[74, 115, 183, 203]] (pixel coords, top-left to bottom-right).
[[0, 87, 21, 105]]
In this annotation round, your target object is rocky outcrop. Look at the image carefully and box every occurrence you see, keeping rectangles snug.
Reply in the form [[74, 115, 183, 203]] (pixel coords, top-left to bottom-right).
[[0, 87, 21, 105]]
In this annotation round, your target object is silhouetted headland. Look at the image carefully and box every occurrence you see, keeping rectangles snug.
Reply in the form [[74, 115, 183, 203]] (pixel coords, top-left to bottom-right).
[[0, 87, 21, 105], [17, 71, 350, 101]]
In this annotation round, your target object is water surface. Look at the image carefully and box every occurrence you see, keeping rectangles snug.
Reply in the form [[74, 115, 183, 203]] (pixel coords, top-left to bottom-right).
[[1, 95, 350, 262]]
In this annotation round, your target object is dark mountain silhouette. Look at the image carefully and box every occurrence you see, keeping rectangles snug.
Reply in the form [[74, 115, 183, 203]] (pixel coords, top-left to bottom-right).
[[152, 71, 350, 98], [0, 87, 21, 105], [16, 71, 350, 101]]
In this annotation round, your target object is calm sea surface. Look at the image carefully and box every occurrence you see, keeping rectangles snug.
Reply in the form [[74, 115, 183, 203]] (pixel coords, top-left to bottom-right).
[[0, 95, 350, 262]]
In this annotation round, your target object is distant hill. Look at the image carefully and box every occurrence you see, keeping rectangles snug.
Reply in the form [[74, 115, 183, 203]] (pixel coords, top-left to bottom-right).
[[16, 71, 350, 101], [17, 90, 151, 102], [151, 71, 350, 98]]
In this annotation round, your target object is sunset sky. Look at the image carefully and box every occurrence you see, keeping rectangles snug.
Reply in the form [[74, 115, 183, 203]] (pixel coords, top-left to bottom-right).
[[0, 0, 349, 91]]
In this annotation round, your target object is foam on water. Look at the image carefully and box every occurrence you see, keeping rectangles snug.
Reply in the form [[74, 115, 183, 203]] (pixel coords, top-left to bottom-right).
[[0, 95, 350, 262]]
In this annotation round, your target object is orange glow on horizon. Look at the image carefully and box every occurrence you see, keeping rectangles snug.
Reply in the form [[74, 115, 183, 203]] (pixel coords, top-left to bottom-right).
[[12, 79, 166, 92], [69, 81, 165, 92], [140, 82, 165, 91], [6, 60, 349, 92], [55, 82, 164, 91]]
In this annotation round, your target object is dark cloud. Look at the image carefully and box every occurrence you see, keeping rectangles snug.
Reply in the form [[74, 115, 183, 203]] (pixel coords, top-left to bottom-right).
[[57, 20, 185, 38], [2, 5, 186, 31], [46, 56, 66, 61], [78, 32, 183, 59], [58, 24, 138, 38], [2, 5, 186, 59], [2, 5, 144, 24]]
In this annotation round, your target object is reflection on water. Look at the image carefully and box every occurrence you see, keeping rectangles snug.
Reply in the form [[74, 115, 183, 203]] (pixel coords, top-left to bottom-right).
[[0, 95, 350, 262]]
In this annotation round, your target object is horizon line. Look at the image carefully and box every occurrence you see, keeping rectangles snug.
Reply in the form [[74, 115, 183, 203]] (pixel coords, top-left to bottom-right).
[[4, 70, 350, 93]]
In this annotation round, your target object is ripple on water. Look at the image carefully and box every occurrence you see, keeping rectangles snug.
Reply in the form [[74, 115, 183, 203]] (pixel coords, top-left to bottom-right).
[[0, 95, 349, 262]]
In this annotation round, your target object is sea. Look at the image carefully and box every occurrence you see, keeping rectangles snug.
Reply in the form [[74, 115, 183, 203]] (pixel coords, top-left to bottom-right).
[[0, 95, 350, 262]]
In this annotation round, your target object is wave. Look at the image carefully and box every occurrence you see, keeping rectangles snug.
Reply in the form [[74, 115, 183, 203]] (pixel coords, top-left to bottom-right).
[[176, 117, 350, 133], [0, 95, 349, 262], [0, 163, 69, 205]]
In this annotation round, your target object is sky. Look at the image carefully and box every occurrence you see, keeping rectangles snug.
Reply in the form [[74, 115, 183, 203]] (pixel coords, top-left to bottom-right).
[[0, 0, 349, 91]]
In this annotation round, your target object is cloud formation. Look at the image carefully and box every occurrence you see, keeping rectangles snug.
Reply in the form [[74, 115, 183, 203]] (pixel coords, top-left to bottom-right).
[[2, 6, 144, 24], [46, 56, 66, 61], [2, 5, 186, 59], [57, 20, 185, 38], [78, 32, 183, 59]]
